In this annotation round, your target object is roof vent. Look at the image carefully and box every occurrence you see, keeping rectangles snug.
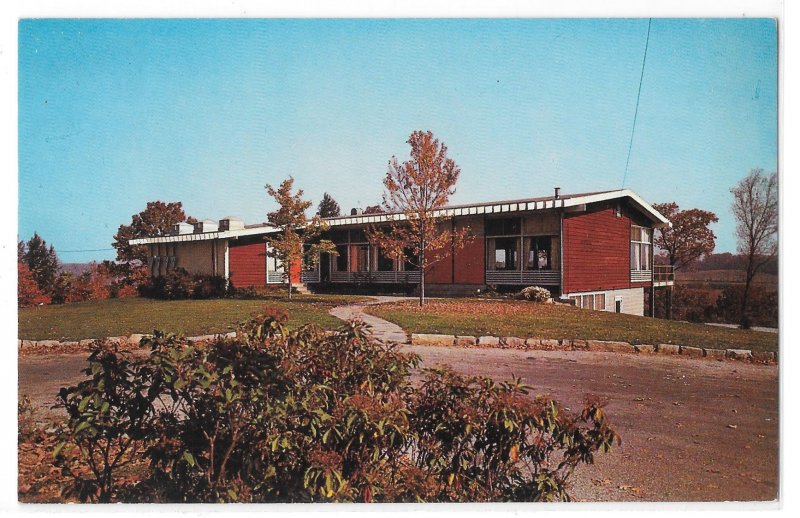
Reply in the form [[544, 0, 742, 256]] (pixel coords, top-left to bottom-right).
[[554, 187, 561, 199], [171, 222, 195, 235], [350, 207, 363, 216], [219, 217, 245, 231], [194, 219, 219, 233]]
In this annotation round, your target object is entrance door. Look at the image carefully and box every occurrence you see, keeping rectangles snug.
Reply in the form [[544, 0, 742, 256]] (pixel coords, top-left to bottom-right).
[[615, 296, 623, 313]]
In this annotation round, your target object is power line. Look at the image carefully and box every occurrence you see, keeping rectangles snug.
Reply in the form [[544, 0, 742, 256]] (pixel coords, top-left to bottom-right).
[[622, 18, 652, 188], [57, 248, 115, 253]]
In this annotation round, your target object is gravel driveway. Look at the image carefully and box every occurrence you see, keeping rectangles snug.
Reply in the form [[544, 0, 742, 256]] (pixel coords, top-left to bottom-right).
[[18, 346, 778, 502]]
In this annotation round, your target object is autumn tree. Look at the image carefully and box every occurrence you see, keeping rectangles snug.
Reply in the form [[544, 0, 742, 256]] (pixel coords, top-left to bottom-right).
[[113, 201, 197, 263], [652, 202, 719, 270], [367, 130, 472, 306], [316, 192, 341, 218], [18, 262, 51, 307], [730, 168, 778, 328], [266, 177, 337, 300], [363, 205, 383, 215], [20, 233, 60, 296]]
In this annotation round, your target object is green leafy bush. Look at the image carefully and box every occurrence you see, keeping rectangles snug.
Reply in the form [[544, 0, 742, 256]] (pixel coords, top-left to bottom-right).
[[139, 268, 229, 300], [54, 314, 618, 503]]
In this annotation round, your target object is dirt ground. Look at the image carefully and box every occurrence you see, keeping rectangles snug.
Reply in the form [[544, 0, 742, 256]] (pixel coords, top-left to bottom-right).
[[18, 346, 779, 503]]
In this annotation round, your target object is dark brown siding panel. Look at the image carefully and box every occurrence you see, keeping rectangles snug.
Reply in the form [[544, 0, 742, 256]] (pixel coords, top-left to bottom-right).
[[563, 206, 630, 293], [229, 241, 266, 288]]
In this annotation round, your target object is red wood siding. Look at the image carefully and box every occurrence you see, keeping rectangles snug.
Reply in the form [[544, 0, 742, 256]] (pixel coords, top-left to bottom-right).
[[453, 218, 485, 285], [562, 206, 630, 293], [426, 246, 453, 284], [228, 241, 266, 288]]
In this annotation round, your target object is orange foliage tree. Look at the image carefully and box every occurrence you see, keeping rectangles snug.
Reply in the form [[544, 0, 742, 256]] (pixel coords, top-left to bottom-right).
[[265, 178, 337, 300], [18, 262, 51, 307], [367, 131, 472, 306], [652, 202, 719, 270]]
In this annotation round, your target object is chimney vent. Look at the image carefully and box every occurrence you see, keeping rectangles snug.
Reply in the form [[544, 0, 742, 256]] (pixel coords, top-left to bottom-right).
[[350, 207, 363, 216], [554, 187, 561, 199], [219, 217, 245, 232]]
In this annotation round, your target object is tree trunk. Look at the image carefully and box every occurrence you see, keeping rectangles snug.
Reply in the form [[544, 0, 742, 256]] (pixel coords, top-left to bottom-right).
[[419, 240, 426, 307], [740, 271, 754, 328], [287, 264, 292, 301], [420, 268, 425, 307]]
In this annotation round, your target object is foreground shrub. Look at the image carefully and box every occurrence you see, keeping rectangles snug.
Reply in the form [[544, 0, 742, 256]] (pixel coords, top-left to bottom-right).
[[54, 314, 618, 503], [516, 286, 552, 303]]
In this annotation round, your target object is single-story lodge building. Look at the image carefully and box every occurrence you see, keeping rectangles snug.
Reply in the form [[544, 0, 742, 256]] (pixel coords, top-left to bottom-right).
[[129, 188, 675, 316]]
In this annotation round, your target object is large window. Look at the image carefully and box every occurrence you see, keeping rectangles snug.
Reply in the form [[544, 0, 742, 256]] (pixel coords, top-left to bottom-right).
[[334, 245, 348, 271], [630, 225, 652, 271], [489, 237, 519, 270], [486, 217, 520, 236], [524, 236, 553, 270], [401, 248, 419, 271], [374, 248, 394, 271]]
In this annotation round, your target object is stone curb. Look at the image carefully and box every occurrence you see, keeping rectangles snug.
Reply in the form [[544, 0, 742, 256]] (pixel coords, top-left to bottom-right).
[[408, 334, 776, 364], [18, 331, 238, 353], [19, 331, 777, 365]]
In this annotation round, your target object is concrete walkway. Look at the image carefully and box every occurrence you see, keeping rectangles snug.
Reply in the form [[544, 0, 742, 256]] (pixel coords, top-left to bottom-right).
[[329, 296, 413, 344], [705, 322, 778, 334]]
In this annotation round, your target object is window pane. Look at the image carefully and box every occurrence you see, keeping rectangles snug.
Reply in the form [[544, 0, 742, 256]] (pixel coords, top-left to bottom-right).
[[641, 243, 650, 270], [486, 217, 520, 236], [335, 245, 348, 271], [536, 237, 551, 270], [595, 293, 606, 310], [350, 229, 367, 243], [357, 245, 369, 272], [631, 243, 640, 270], [582, 294, 594, 310], [494, 237, 518, 270], [495, 249, 507, 269], [402, 248, 418, 271], [376, 249, 394, 271]]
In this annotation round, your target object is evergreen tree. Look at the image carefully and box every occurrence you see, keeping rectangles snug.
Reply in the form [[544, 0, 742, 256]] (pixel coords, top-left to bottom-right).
[[22, 233, 60, 295], [316, 192, 341, 218]]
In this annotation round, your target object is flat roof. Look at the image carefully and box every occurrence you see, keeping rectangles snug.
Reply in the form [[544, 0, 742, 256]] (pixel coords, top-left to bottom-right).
[[129, 188, 669, 245]]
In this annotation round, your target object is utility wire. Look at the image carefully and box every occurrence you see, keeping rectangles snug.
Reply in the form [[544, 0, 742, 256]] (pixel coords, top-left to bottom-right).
[[57, 248, 115, 253], [622, 18, 652, 188]]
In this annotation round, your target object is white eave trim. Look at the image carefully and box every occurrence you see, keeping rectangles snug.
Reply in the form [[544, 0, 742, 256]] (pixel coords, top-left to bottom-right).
[[561, 189, 671, 228], [128, 189, 670, 245], [128, 225, 278, 245]]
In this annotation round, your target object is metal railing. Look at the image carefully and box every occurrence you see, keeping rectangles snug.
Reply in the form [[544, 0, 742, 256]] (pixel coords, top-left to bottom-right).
[[485, 270, 560, 285], [653, 264, 675, 283], [328, 270, 421, 284]]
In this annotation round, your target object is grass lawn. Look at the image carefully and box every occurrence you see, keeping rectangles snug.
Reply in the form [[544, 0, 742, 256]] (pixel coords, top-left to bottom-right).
[[366, 299, 778, 353], [18, 294, 371, 341]]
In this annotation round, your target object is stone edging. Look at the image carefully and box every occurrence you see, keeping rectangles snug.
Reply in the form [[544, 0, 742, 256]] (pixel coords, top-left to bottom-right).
[[18, 332, 237, 354], [409, 334, 777, 364]]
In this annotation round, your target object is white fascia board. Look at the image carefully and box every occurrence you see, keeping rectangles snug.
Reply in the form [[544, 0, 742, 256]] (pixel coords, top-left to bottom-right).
[[561, 189, 671, 228], [128, 225, 279, 246]]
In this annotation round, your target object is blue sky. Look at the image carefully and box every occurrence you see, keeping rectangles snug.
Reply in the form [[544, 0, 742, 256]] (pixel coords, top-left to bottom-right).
[[18, 18, 777, 262]]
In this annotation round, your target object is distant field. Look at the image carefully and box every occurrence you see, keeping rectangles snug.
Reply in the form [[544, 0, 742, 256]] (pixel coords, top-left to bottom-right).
[[675, 269, 778, 288], [18, 295, 371, 341], [366, 299, 778, 353]]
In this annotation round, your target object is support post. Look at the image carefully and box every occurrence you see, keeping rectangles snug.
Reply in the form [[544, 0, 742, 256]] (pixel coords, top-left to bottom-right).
[[651, 285, 656, 318]]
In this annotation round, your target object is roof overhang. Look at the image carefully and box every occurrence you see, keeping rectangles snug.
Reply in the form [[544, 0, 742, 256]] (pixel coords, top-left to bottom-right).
[[127, 189, 670, 245], [561, 189, 671, 228], [128, 225, 277, 245]]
